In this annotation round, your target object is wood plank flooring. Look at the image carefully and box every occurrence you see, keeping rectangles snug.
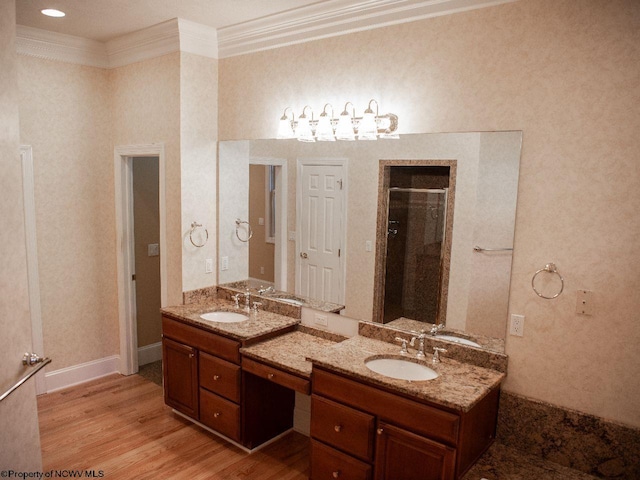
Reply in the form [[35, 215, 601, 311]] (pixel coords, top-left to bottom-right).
[[37, 374, 309, 479]]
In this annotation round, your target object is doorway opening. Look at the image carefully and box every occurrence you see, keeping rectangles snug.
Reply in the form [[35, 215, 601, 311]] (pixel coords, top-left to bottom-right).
[[114, 144, 167, 376]]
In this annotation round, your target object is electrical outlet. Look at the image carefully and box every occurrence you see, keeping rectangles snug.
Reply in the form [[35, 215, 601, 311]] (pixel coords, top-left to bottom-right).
[[288, 231, 296, 241], [221, 256, 229, 271], [365, 240, 372, 252], [510, 314, 524, 337], [260, 266, 265, 274], [314, 314, 328, 327], [205, 258, 213, 274], [576, 290, 594, 315]]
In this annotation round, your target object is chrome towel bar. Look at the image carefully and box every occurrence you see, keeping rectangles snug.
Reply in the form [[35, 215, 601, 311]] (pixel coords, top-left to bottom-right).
[[473, 246, 513, 252], [0, 353, 51, 403]]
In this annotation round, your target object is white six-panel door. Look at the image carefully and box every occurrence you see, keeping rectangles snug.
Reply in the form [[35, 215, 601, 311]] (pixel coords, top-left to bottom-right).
[[297, 161, 345, 304]]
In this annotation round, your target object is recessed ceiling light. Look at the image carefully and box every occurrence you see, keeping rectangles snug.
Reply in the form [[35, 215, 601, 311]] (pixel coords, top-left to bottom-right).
[[41, 9, 66, 18]]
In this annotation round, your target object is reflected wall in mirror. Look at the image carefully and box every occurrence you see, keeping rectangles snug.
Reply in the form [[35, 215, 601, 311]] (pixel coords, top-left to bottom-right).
[[218, 132, 522, 351]]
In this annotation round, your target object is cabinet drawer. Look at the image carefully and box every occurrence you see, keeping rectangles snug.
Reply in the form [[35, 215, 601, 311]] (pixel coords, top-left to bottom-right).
[[199, 388, 241, 442], [163, 316, 240, 364], [313, 368, 460, 446], [242, 357, 310, 394], [200, 352, 241, 403], [311, 440, 372, 480], [311, 396, 375, 462]]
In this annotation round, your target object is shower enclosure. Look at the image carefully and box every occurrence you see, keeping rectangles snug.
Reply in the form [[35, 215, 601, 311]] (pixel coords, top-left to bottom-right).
[[383, 187, 448, 323]]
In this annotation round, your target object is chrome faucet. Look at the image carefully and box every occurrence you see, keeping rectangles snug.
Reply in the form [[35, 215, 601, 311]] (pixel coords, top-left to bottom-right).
[[410, 330, 427, 359], [395, 337, 408, 355], [432, 347, 447, 364], [257, 285, 275, 295], [429, 323, 445, 336], [232, 294, 241, 309], [244, 288, 251, 311]]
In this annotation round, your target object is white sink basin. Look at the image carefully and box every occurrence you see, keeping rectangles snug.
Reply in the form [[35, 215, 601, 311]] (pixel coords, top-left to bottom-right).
[[200, 311, 249, 323], [365, 357, 438, 381], [435, 335, 481, 347]]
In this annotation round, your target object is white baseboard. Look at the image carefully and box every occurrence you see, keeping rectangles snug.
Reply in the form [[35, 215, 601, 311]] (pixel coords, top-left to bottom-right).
[[45, 355, 120, 393], [138, 341, 162, 366]]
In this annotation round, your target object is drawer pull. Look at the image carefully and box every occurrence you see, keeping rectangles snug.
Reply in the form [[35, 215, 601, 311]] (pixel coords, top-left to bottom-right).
[[334, 424, 342, 433], [213, 375, 220, 381], [189, 353, 195, 358], [267, 373, 275, 379], [214, 412, 221, 418], [332, 471, 341, 478], [377, 427, 384, 435]]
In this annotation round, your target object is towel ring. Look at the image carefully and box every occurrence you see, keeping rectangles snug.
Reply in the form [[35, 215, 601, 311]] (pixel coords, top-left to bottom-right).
[[189, 222, 208, 248], [531, 263, 564, 299], [235, 219, 253, 243]]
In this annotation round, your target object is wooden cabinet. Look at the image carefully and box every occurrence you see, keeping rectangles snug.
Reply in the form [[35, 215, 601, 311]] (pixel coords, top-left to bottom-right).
[[162, 316, 243, 443], [310, 367, 499, 480], [374, 422, 455, 480], [162, 316, 295, 449], [162, 337, 198, 418]]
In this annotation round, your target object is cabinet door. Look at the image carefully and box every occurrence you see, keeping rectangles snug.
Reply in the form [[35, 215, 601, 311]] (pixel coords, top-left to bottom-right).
[[162, 337, 198, 418], [374, 422, 456, 480]]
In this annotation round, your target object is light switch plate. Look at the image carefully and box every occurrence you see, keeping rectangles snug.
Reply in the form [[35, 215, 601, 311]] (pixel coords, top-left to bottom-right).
[[147, 243, 159, 257]]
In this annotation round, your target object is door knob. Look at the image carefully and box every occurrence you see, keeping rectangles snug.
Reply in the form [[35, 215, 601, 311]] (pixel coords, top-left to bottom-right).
[[300, 252, 308, 259]]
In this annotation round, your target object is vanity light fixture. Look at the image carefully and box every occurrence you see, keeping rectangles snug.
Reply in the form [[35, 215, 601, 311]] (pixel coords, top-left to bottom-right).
[[41, 8, 66, 17], [295, 105, 315, 142], [277, 99, 398, 141], [277, 107, 295, 139]]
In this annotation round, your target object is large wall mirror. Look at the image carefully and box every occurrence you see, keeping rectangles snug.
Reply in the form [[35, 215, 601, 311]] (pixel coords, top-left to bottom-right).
[[219, 132, 522, 352]]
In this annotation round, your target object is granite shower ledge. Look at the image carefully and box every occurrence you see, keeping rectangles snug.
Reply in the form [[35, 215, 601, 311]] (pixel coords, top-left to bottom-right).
[[161, 299, 299, 342], [307, 335, 505, 412]]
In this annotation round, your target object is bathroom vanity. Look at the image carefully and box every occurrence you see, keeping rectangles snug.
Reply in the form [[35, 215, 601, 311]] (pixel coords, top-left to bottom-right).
[[161, 298, 505, 478], [161, 300, 301, 449]]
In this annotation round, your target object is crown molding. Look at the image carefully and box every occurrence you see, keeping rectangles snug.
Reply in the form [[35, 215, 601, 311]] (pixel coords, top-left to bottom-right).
[[16, 18, 218, 69], [105, 18, 180, 68], [217, 0, 518, 58], [16, 25, 109, 68], [178, 19, 218, 60], [16, 0, 517, 65]]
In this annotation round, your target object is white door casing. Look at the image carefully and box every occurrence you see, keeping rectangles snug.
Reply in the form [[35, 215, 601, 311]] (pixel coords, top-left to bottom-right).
[[296, 159, 346, 304], [114, 144, 167, 376]]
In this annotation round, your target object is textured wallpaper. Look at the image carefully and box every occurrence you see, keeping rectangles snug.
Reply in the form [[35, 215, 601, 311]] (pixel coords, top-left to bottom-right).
[[180, 52, 218, 292], [218, 0, 640, 427], [18, 55, 118, 370], [0, 0, 43, 469]]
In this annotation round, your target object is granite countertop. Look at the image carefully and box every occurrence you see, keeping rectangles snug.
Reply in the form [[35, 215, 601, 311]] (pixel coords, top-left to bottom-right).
[[307, 335, 505, 412], [161, 299, 300, 342], [240, 327, 344, 378]]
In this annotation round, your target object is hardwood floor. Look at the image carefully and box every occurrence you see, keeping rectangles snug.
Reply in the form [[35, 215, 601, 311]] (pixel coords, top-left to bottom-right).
[[37, 374, 309, 479]]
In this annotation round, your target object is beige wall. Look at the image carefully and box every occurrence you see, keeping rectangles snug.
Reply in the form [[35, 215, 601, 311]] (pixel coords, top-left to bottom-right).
[[180, 52, 218, 292], [111, 53, 183, 307], [0, 0, 43, 469], [219, 0, 640, 427], [18, 56, 118, 370], [133, 157, 161, 348]]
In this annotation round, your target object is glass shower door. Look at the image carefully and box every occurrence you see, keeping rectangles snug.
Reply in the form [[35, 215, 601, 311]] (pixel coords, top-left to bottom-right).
[[383, 188, 447, 324]]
